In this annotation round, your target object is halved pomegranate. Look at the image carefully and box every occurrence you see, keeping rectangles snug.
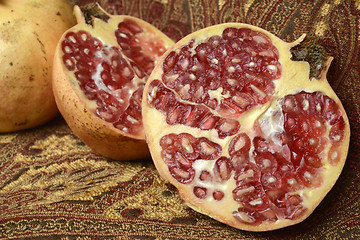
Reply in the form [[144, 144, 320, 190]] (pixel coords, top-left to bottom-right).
[[142, 23, 350, 231], [53, 4, 174, 160]]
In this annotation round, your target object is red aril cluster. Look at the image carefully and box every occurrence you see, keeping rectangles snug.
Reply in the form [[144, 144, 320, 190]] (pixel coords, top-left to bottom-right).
[[142, 23, 350, 231], [53, 4, 174, 160]]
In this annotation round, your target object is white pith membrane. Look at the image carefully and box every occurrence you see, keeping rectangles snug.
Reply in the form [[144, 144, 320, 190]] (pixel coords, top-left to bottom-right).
[[60, 13, 173, 138], [142, 23, 350, 231]]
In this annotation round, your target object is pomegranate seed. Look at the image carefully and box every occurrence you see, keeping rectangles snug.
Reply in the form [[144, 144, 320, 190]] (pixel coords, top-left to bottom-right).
[[213, 191, 225, 201], [193, 186, 207, 199]]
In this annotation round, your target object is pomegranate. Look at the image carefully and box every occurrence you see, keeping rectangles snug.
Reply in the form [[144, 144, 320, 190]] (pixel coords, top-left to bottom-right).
[[0, 0, 76, 132], [52, 3, 174, 160], [142, 23, 350, 231]]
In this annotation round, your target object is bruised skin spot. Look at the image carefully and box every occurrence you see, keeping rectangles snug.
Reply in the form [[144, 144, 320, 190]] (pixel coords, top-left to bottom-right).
[[0, 20, 20, 43], [14, 119, 28, 126], [33, 31, 47, 60]]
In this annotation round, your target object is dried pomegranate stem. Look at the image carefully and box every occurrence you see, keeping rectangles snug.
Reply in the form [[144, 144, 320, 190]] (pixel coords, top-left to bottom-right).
[[80, 3, 110, 26], [290, 35, 329, 79]]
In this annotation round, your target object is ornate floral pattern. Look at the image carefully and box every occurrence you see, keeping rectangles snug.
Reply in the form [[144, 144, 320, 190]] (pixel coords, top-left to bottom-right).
[[1, 0, 359, 239]]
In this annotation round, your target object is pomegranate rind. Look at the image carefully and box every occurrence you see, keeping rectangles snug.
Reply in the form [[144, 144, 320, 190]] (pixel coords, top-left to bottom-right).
[[142, 23, 350, 231], [53, 52, 150, 160], [0, 0, 76, 132], [53, 6, 174, 160]]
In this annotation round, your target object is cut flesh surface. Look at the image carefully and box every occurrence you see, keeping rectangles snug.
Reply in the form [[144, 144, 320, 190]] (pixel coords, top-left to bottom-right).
[[53, 5, 174, 160], [61, 16, 172, 138], [142, 23, 350, 231]]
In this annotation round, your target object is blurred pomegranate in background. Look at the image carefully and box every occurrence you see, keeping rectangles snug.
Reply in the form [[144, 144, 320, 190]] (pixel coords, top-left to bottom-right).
[[0, 0, 76, 132]]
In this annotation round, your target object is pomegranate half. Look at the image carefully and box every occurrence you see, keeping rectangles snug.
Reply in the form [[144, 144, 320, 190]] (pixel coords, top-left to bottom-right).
[[142, 23, 350, 231], [53, 4, 174, 160], [0, 0, 75, 132]]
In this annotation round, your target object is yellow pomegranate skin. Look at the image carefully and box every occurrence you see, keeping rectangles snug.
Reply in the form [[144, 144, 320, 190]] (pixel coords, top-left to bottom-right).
[[0, 0, 76, 132]]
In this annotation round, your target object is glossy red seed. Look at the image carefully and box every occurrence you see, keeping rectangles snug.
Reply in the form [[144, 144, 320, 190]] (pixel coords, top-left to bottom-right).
[[261, 172, 282, 190], [304, 154, 323, 168], [230, 152, 250, 171], [194, 186, 207, 199], [213, 157, 233, 182], [197, 138, 222, 160], [213, 190, 225, 201], [254, 152, 278, 174], [297, 165, 322, 188], [169, 166, 195, 184], [234, 163, 261, 186], [229, 133, 251, 156], [272, 193, 306, 220], [328, 146, 341, 165], [323, 96, 341, 124], [233, 182, 269, 212], [252, 136, 269, 153], [329, 117, 345, 146], [233, 208, 262, 226], [199, 170, 212, 182], [281, 173, 304, 192]]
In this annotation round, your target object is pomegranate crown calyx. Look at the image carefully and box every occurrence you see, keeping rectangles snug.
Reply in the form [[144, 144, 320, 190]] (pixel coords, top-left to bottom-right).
[[77, 3, 110, 26], [290, 35, 330, 79]]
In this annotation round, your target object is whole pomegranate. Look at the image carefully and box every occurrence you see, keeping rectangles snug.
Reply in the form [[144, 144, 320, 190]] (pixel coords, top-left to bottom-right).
[[142, 23, 350, 231], [0, 0, 76, 132], [52, 4, 174, 160]]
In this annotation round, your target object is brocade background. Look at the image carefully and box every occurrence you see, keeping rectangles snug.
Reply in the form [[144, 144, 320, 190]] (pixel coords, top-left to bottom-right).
[[1, 0, 360, 239]]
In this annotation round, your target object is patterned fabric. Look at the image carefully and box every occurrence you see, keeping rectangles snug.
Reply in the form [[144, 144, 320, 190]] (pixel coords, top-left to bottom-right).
[[1, 0, 359, 239]]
